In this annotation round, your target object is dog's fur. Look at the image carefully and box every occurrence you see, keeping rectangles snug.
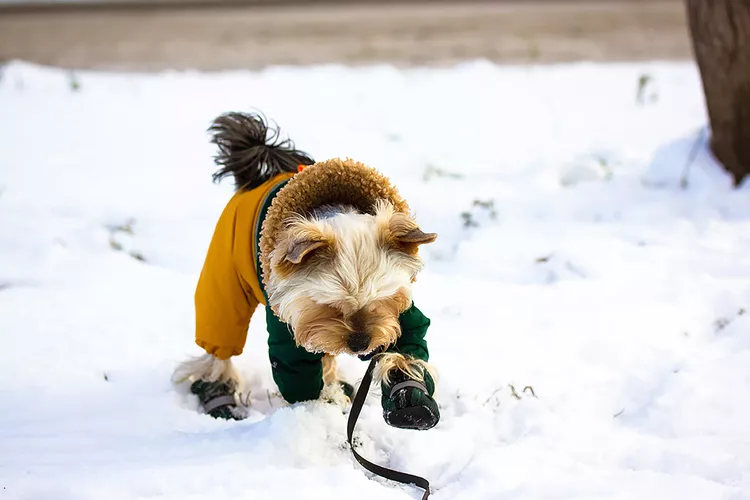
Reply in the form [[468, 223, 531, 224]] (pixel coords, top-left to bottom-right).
[[174, 112, 437, 403], [267, 199, 433, 356], [173, 353, 239, 385]]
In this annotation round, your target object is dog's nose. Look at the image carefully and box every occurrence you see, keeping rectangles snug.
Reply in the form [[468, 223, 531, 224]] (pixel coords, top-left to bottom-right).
[[347, 332, 370, 353]]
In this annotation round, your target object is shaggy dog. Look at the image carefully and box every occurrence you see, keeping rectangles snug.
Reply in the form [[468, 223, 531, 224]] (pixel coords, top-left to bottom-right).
[[174, 112, 439, 429]]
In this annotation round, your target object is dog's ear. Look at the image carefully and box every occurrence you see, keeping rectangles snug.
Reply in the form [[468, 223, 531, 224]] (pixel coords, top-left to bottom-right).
[[395, 228, 437, 246], [384, 210, 437, 254], [273, 223, 331, 270], [393, 227, 437, 255], [286, 238, 327, 264], [278, 217, 333, 265]]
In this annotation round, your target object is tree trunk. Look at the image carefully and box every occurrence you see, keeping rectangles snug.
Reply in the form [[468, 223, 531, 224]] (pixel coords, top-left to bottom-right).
[[686, 0, 750, 184]]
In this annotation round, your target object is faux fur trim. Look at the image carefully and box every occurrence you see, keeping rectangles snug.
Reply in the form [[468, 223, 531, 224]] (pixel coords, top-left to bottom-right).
[[258, 158, 410, 316]]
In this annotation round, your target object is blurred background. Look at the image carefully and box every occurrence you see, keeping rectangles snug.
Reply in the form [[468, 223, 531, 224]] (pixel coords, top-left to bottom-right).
[[0, 0, 691, 71]]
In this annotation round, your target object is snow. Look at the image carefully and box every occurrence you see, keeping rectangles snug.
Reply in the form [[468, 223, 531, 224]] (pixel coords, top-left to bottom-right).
[[1, 59, 749, 500]]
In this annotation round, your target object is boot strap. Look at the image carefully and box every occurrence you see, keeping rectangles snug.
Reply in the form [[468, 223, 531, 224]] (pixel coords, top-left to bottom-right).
[[389, 380, 427, 398], [203, 394, 236, 413]]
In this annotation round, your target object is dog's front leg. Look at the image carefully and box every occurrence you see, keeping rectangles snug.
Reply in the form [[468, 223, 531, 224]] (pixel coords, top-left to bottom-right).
[[318, 354, 354, 406], [173, 353, 247, 420], [375, 353, 440, 430]]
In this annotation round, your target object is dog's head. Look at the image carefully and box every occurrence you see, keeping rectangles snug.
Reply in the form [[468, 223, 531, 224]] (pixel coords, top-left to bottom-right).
[[267, 200, 436, 356]]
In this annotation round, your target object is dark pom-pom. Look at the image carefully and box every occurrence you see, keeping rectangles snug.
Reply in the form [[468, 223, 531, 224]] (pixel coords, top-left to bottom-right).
[[208, 112, 314, 190]]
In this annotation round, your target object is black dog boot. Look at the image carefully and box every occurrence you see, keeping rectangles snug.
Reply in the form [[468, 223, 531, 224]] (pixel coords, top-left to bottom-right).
[[190, 379, 245, 420], [381, 368, 439, 430], [340, 380, 355, 401]]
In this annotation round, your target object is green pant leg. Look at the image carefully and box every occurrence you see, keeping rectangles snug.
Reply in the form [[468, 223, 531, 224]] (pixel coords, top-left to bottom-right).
[[381, 302, 439, 429], [265, 306, 324, 404], [386, 302, 431, 362]]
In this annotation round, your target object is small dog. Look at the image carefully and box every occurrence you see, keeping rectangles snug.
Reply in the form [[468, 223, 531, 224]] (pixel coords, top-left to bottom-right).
[[173, 112, 439, 430]]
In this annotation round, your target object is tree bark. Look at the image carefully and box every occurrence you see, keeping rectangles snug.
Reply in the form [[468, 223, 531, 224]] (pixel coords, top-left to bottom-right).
[[686, 0, 750, 184]]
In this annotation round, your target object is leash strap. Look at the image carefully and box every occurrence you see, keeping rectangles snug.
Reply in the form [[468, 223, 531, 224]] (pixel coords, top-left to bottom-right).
[[347, 358, 431, 500]]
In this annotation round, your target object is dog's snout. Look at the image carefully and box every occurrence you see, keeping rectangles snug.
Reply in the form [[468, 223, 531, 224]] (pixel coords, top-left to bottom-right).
[[347, 332, 370, 353]]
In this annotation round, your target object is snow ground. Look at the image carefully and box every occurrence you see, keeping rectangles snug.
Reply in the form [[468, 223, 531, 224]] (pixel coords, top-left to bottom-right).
[[1, 59, 749, 500]]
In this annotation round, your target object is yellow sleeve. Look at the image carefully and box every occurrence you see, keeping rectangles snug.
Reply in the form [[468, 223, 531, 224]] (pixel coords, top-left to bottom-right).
[[194, 191, 262, 360]]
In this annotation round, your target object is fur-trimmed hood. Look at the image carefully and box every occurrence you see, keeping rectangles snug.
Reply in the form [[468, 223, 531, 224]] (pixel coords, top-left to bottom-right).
[[258, 158, 410, 298]]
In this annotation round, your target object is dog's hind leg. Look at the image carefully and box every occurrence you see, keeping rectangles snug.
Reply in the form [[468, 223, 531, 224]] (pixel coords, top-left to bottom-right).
[[172, 353, 241, 386], [172, 354, 247, 420]]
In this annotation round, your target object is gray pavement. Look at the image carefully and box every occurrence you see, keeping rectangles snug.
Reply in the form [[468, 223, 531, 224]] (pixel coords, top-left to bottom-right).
[[0, 1, 693, 71]]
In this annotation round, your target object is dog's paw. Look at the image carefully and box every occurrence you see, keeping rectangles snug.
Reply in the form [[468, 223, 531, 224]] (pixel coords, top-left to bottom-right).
[[320, 381, 353, 407], [339, 380, 355, 400], [381, 370, 439, 430], [190, 379, 246, 421]]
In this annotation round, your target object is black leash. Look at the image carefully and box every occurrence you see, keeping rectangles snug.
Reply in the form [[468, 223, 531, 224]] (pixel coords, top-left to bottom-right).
[[347, 357, 431, 500]]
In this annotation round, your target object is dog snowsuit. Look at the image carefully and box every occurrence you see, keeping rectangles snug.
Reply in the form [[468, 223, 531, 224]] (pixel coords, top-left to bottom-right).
[[194, 159, 432, 404]]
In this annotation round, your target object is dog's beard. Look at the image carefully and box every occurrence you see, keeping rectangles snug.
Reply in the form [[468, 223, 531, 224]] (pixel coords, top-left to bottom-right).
[[289, 294, 406, 355], [293, 300, 351, 354]]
